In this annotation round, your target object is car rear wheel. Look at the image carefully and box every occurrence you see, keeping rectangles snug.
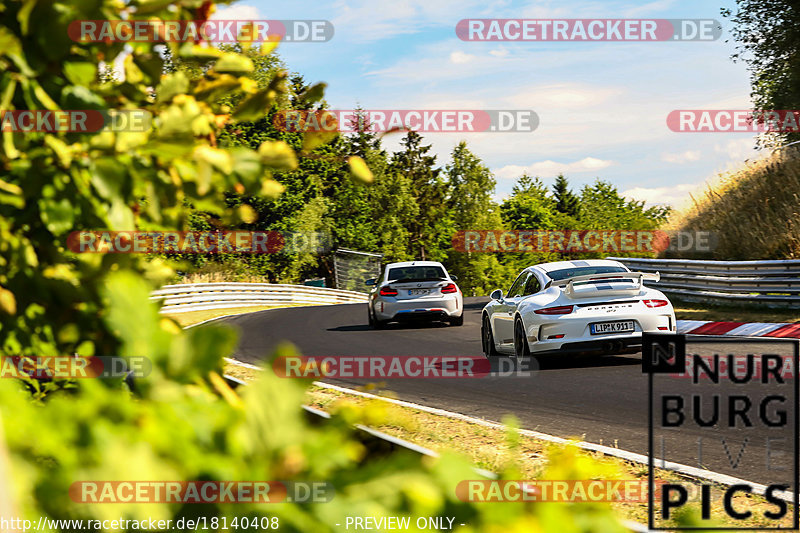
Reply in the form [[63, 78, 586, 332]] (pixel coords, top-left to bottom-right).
[[368, 307, 387, 329], [450, 314, 464, 327], [514, 318, 531, 360], [482, 314, 499, 357]]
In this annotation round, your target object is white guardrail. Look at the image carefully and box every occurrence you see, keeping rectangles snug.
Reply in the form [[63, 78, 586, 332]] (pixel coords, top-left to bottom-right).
[[150, 283, 368, 313], [609, 257, 800, 308]]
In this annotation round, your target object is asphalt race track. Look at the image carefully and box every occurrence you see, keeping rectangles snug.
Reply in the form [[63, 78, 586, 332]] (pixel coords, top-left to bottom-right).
[[225, 297, 797, 486]]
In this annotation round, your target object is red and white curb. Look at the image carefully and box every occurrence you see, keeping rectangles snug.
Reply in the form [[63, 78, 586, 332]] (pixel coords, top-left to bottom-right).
[[677, 320, 800, 338]]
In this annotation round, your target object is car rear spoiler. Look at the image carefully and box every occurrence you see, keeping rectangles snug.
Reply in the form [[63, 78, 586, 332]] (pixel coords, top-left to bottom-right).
[[546, 271, 660, 298]]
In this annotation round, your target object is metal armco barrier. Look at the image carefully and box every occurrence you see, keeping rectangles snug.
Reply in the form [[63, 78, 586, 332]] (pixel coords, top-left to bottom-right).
[[608, 257, 800, 308], [151, 283, 369, 313]]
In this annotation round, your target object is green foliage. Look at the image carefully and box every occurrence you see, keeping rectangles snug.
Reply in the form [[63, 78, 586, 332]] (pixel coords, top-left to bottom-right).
[[0, 2, 666, 530], [444, 143, 511, 295], [390, 131, 452, 262], [552, 175, 580, 219], [578, 181, 670, 231], [723, 0, 800, 146], [501, 175, 556, 231], [0, 0, 295, 363]]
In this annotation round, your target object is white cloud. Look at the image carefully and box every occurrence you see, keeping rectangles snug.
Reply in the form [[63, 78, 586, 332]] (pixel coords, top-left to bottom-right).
[[330, 0, 478, 42], [518, 2, 582, 17], [450, 51, 476, 64], [507, 83, 621, 109], [622, 0, 674, 17], [661, 150, 701, 163], [210, 4, 261, 21], [493, 157, 613, 180], [489, 48, 509, 58], [622, 183, 699, 206], [713, 138, 762, 161]]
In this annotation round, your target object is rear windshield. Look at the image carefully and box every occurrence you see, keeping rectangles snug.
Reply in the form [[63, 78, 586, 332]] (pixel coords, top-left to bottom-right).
[[546, 266, 627, 281], [387, 266, 446, 282]]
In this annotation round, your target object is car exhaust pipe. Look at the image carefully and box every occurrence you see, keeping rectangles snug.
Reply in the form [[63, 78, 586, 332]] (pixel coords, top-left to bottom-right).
[[602, 341, 614, 352], [614, 340, 624, 352]]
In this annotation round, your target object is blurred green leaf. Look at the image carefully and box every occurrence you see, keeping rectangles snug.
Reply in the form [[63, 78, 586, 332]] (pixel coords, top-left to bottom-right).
[[63, 62, 97, 86], [213, 53, 254, 75], [258, 140, 297, 171], [38, 195, 74, 234]]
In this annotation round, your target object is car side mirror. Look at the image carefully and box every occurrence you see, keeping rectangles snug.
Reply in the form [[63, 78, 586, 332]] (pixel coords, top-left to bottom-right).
[[490, 289, 503, 301], [365, 279, 376, 286], [450, 275, 458, 281]]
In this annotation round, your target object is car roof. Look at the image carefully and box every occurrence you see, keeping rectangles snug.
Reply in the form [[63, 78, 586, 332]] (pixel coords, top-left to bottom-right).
[[385, 261, 445, 269], [531, 259, 627, 275]]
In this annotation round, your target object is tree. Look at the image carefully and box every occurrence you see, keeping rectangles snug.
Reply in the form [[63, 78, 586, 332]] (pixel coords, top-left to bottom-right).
[[723, 1, 800, 146], [343, 114, 416, 262], [552, 174, 580, 218], [579, 180, 671, 230], [444, 142, 509, 294], [500, 175, 555, 230], [391, 131, 451, 261], [499, 175, 560, 269]]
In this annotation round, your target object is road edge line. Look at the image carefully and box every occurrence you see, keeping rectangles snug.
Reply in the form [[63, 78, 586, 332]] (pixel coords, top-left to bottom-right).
[[224, 360, 653, 531], [311, 380, 795, 503]]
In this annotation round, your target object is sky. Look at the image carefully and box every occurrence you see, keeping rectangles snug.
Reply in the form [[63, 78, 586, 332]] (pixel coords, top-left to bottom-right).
[[211, 0, 766, 208]]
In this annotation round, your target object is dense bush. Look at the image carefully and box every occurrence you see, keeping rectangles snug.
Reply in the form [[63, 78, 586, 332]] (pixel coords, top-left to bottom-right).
[[0, 0, 639, 531]]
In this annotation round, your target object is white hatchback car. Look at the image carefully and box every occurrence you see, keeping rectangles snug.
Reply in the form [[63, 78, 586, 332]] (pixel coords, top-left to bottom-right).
[[481, 259, 676, 358], [366, 261, 464, 328]]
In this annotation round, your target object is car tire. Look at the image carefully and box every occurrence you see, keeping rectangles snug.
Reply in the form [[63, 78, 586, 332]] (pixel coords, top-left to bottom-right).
[[369, 307, 388, 329], [514, 317, 531, 360], [482, 314, 499, 357], [450, 314, 464, 327]]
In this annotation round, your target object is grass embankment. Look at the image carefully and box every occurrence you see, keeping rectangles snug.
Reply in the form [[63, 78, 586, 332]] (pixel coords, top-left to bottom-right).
[[666, 146, 800, 260], [224, 362, 794, 529]]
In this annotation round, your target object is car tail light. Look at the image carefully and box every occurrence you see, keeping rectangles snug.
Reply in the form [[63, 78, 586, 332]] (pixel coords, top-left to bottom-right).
[[379, 286, 398, 296], [534, 305, 574, 315], [643, 299, 669, 308], [441, 283, 458, 294], [547, 334, 565, 339], [658, 327, 669, 330]]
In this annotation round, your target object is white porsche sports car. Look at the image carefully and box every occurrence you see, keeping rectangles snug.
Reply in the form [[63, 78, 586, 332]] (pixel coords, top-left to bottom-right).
[[481, 259, 676, 358], [366, 261, 464, 328]]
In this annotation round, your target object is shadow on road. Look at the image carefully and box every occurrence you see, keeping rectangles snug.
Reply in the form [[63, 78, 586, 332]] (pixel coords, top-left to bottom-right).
[[327, 321, 455, 332], [535, 353, 640, 371], [485, 353, 641, 374]]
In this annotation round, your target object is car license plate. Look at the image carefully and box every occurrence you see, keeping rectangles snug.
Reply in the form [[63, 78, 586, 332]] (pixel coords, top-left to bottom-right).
[[590, 320, 635, 335], [408, 289, 430, 296]]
